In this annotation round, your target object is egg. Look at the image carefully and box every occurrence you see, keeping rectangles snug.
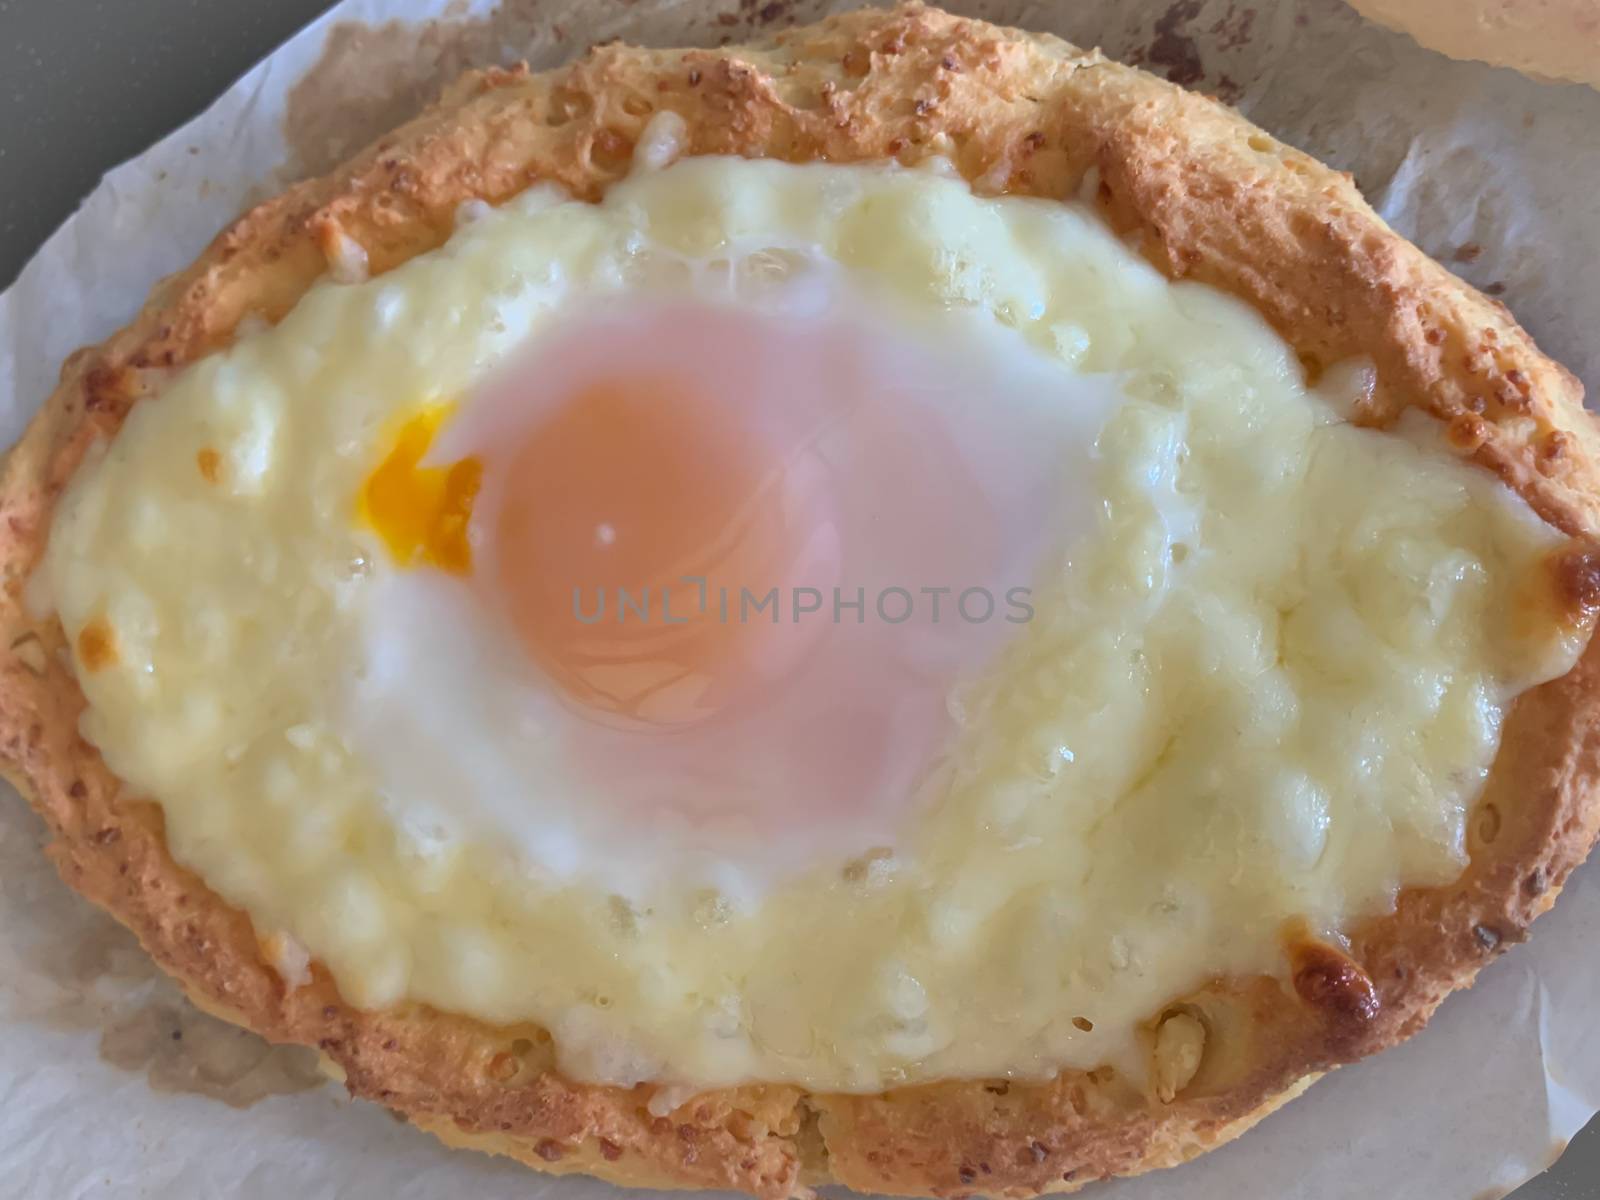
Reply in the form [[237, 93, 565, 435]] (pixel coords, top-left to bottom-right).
[[349, 279, 1118, 892]]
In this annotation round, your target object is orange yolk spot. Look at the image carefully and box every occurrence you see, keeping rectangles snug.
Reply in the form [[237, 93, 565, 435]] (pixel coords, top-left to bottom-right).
[[361, 408, 483, 574], [496, 376, 831, 728]]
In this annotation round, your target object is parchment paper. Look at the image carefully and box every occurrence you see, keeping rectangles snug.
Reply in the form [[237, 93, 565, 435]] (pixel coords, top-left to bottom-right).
[[3, 2, 1598, 1197]]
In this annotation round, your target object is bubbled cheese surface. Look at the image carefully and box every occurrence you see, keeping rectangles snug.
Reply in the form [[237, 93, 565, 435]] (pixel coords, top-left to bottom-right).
[[42, 156, 1584, 1093]]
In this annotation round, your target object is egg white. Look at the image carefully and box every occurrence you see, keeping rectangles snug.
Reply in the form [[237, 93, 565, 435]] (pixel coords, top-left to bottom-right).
[[352, 262, 1121, 900]]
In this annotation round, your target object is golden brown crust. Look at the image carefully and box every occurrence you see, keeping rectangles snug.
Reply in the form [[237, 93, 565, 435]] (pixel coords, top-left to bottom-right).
[[2, 5, 1598, 1197]]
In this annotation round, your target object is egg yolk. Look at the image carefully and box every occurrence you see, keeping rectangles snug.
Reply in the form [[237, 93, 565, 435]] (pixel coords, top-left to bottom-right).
[[495, 376, 837, 729], [361, 380, 838, 730]]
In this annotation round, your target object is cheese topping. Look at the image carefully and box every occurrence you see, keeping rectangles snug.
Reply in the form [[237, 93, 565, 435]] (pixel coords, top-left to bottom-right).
[[43, 157, 1585, 1092]]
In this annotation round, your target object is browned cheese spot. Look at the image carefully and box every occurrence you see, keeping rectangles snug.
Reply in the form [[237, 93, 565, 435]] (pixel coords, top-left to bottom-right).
[[77, 618, 118, 672], [1288, 935, 1380, 1024], [1550, 544, 1600, 625]]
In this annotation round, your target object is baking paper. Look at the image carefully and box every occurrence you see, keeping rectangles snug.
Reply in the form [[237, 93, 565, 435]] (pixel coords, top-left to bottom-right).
[[2, 2, 1598, 1197]]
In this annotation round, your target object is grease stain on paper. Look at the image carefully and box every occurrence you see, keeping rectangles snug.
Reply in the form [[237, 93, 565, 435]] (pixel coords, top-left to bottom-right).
[[100, 1002, 325, 1110], [0, 787, 323, 1109]]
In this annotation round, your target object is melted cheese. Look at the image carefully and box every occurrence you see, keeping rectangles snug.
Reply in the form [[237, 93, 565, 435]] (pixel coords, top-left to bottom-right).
[[43, 156, 1584, 1093]]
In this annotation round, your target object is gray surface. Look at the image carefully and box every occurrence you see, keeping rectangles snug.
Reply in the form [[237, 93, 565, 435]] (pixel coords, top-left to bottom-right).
[[0, 0, 334, 288], [0, 0, 1594, 1196]]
